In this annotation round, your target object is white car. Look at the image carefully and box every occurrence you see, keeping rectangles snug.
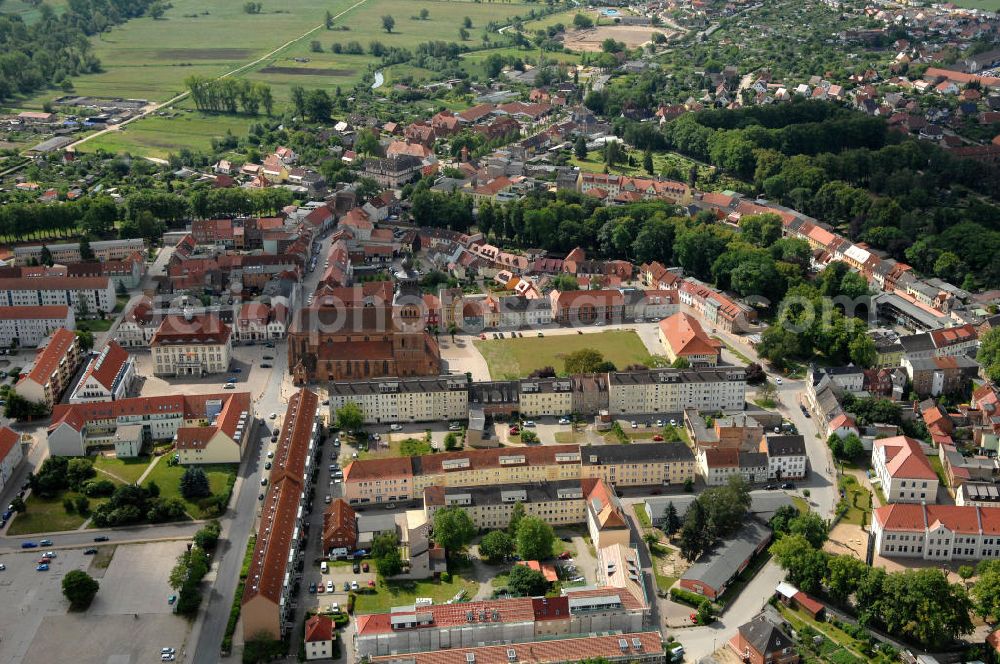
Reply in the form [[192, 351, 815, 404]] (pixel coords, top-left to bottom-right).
[[326, 581, 334, 592], [269, 412, 277, 420], [558, 417, 571, 425], [161, 649, 176, 656], [325, 495, 332, 504], [161, 656, 175, 662], [630, 421, 638, 429], [523, 421, 536, 428], [776, 377, 783, 384], [389, 424, 403, 432]]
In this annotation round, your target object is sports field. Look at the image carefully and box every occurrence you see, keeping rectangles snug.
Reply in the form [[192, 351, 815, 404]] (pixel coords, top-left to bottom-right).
[[473, 330, 651, 379]]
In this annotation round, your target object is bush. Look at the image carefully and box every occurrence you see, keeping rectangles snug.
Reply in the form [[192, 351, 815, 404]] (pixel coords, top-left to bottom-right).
[[440, 571, 451, 583], [670, 587, 708, 607], [347, 591, 357, 613], [82, 479, 116, 497], [62, 569, 99, 609]]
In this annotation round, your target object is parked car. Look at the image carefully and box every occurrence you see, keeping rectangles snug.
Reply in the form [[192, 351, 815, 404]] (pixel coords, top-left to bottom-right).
[[351, 581, 359, 591], [523, 421, 536, 428], [326, 581, 334, 592], [42, 551, 56, 559], [558, 551, 572, 560], [652, 434, 664, 441], [558, 417, 571, 425], [83, 548, 98, 555], [264, 462, 272, 470], [353, 561, 361, 573], [35, 563, 49, 571], [260, 363, 272, 368], [167, 595, 177, 604], [20, 541, 37, 549], [316, 584, 325, 594], [362, 562, 370, 572], [344, 581, 351, 591], [39, 539, 52, 546], [780, 482, 795, 490], [389, 424, 403, 432]]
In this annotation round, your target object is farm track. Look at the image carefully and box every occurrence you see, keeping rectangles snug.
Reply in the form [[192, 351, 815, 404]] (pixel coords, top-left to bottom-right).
[[61, 0, 374, 152]]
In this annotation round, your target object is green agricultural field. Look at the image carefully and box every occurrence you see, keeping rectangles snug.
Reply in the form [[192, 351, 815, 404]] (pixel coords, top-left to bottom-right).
[[459, 45, 580, 79], [244, 0, 534, 101], [0, 0, 68, 24], [473, 330, 651, 379], [18, 0, 365, 109], [951, 0, 1000, 8], [78, 105, 258, 158]]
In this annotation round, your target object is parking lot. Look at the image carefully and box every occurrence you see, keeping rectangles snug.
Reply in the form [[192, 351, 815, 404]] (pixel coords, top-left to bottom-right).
[[0, 541, 191, 664], [131, 343, 280, 402]]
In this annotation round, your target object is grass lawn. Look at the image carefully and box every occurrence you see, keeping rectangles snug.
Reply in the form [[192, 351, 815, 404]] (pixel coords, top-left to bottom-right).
[[928, 455, 949, 488], [792, 496, 810, 515], [77, 318, 113, 333], [93, 454, 153, 484], [952, 0, 1000, 8], [473, 330, 651, 379], [141, 461, 237, 519], [649, 543, 677, 594], [354, 575, 479, 614], [7, 489, 116, 535], [79, 106, 258, 159], [358, 436, 433, 460], [570, 149, 748, 193], [836, 475, 871, 526]]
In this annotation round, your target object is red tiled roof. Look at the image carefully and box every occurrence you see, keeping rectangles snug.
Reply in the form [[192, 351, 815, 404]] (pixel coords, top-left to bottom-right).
[[0, 305, 70, 320], [357, 597, 537, 633], [367, 632, 663, 664], [0, 426, 19, 461], [0, 276, 109, 291], [876, 503, 1000, 535], [81, 340, 130, 392], [243, 389, 319, 607], [305, 614, 334, 643], [658, 312, 720, 358], [151, 313, 231, 346], [22, 327, 77, 386], [875, 435, 937, 481]]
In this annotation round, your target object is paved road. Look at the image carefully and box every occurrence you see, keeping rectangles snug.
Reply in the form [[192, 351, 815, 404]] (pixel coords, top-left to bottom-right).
[[189, 230, 332, 663], [0, 520, 204, 553]]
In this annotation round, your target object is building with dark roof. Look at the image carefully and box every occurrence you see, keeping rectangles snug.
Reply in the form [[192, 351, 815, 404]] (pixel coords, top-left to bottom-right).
[[759, 435, 807, 480], [150, 311, 232, 376], [679, 519, 772, 599], [729, 612, 799, 664]]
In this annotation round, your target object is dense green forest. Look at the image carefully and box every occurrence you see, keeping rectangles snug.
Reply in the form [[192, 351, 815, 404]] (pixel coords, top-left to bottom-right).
[[625, 100, 1000, 289], [0, 0, 158, 101]]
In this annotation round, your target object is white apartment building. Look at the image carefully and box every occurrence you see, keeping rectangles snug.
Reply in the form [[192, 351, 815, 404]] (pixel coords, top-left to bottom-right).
[[760, 435, 808, 480], [0, 305, 75, 348], [0, 276, 116, 314], [873, 503, 1000, 562], [13, 238, 145, 265], [68, 340, 135, 404], [0, 426, 24, 494], [607, 368, 747, 415], [328, 376, 469, 424], [872, 436, 939, 504], [151, 312, 232, 377]]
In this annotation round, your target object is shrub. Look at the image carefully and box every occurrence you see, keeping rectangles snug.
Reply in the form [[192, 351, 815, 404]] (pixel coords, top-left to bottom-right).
[[440, 571, 451, 583], [670, 587, 708, 607]]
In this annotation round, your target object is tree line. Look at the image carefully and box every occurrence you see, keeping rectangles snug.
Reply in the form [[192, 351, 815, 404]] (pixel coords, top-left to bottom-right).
[[185, 76, 274, 116]]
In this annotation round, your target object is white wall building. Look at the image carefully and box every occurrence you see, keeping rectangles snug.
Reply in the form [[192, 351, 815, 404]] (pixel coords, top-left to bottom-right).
[[68, 340, 136, 404], [607, 368, 747, 415], [328, 376, 469, 424], [872, 436, 939, 504], [0, 305, 75, 348], [0, 276, 116, 313], [0, 426, 24, 495], [873, 503, 1000, 562]]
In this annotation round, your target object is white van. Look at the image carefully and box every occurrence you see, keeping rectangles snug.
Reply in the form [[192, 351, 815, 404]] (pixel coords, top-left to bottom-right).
[[320, 561, 329, 574]]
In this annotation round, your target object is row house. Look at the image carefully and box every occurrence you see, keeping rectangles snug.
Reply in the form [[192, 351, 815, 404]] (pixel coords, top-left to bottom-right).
[[242, 389, 320, 639], [13, 238, 145, 266], [0, 305, 75, 348], [66, 253, 146, 288], [679, 278, 757, 333], [233, 301, 288, 342], [0, 275, 116, 314], [15, 327, 82, 407], [342, 442, 696, 506], [550, 289, 625, 325]]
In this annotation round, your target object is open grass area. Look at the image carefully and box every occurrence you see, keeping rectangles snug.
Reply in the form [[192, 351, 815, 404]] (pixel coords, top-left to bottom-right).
[[7, 489, 117, 536], [93, 454, 153, 485], [951, 0, 1000, 8], [358, 435, 433, 460], [0, 0, 67, 23], [354, 574, 479, 614], [836, 475, 871, 526], [649, 542, 678, 594], [141, 461, 237, 519], [79, 105, 258, 158], [473, 330, 651, 379], [570, 149, 748, 193], [77, 318, 113, 333]]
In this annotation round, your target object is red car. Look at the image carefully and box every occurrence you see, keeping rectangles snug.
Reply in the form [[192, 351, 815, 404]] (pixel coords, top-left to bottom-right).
[[508, 426, 520, 435], [558, 551, 572, 560], [652, 434, 664, 441], [362, 562, 370, 572]]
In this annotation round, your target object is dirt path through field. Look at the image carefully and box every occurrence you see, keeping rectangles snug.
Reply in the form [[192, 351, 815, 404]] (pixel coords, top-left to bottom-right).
[[63, 0, 374, 151]]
